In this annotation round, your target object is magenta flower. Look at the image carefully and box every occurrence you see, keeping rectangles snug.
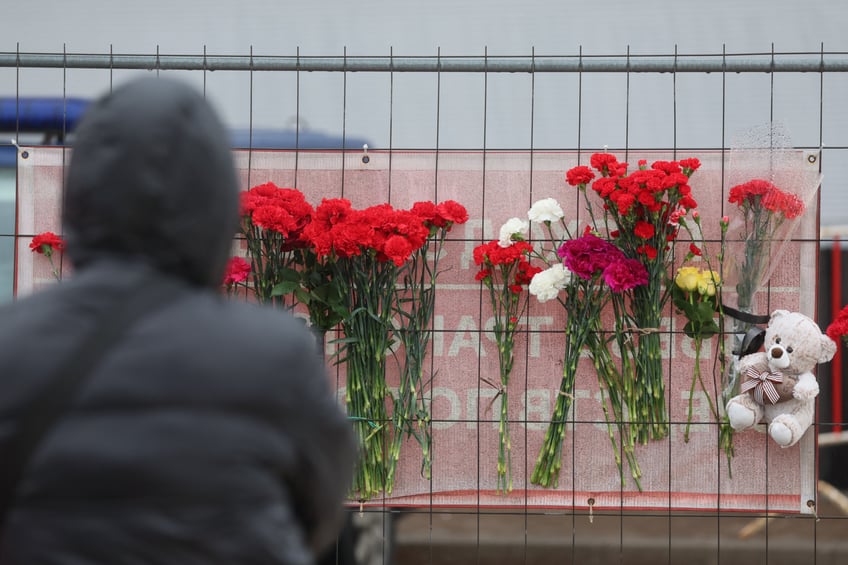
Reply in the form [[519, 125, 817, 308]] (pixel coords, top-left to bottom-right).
[[557, 234, 624, 280], [602, 257, 649, 292]]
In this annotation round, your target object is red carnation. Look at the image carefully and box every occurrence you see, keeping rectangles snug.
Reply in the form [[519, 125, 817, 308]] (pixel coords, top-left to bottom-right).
[[435, 200, 469, 227], [614, 192, 636, 215], [678, 158, 701, 173], [589, 153, 620, 175], [223, 257, 251, 286], [633, 221, 655, 240], [827, 305, 848, 344], [636, 244, 658, 260], [29, 231, 65, 256], [475, 268, 492, 282], [566, 165, 595, 187], [592, 177, 617, 198]]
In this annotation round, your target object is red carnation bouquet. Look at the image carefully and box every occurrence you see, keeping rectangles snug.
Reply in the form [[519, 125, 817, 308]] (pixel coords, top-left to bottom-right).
[[238, 184, 468, 499], [304, 197, 467, 500], [473, 219, 541, 494], [393, 200, 468, 483], [726, 179, 804, 313], [566, 154, 702, 444], [240, 182, 313, 304]]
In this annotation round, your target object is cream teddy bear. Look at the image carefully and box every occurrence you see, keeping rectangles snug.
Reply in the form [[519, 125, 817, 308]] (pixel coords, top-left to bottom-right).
[[725, 310, 836, 448]]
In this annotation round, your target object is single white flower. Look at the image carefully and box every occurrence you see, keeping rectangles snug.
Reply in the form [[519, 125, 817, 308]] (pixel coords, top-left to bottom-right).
[[528, 264, 570, 303], [528, 198, 564, 224], [498, 217, 529, 248]]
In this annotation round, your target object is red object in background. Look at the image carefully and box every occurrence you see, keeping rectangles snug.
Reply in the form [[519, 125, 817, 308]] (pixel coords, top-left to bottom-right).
[[832, 236, 843, 433]]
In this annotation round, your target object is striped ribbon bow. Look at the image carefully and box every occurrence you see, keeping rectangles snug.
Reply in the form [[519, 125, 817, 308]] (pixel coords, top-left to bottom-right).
[[740, 367, 784, 405]]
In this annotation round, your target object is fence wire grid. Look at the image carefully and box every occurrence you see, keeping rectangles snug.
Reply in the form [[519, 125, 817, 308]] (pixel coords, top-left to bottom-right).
[[2, 47, 848, 565]]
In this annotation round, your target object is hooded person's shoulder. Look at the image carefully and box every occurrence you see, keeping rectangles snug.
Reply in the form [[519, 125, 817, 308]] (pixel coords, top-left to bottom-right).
[[177, 292, 324, 360]]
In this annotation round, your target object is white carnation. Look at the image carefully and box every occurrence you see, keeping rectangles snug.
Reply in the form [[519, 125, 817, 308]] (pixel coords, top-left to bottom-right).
[[498, 217, 529, 248], [528, 198, 564, 224], [528, 264, 570, 303]]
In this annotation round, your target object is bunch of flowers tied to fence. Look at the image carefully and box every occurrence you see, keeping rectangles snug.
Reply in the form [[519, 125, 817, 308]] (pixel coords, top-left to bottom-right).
[[526, 153, 703, 490], [238, 182, 468, 500], [473, 220, 541, 494]]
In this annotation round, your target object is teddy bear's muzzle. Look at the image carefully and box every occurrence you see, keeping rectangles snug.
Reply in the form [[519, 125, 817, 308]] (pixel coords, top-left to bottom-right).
[[769, 345, 791, 369]]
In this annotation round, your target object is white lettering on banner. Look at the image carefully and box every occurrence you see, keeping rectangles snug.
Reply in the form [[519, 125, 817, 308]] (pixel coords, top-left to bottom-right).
[[468, 387, 500, 429], [482, 316, 555, 358], [523, 389, 551, 431], [430, 386, 461, 430], [449, 315, 485, 357], [432, 315, 445, 357]]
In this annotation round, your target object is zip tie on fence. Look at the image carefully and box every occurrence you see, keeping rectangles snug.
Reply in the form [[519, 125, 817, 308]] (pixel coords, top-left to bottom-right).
[[807, 499, 820, 522]]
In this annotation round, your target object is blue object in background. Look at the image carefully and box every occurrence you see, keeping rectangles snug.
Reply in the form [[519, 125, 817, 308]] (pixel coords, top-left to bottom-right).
[[229, 128, 371, 150], [0, 97, 90, 134]]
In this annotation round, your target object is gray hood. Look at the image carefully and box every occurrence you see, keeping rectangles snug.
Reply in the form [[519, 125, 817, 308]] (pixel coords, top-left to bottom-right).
[[63, 76, 239, 288]]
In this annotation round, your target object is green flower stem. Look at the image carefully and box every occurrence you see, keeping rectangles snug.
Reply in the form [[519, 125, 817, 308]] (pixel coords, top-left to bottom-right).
[[684, 335, 704, 443], [630, 281, 669, 444], [389, 229, 447, 485], [480, 258, 530, 495], [337, 254, 398, 500], [591, 330, 643, 489], [530, 316, 584, 488]]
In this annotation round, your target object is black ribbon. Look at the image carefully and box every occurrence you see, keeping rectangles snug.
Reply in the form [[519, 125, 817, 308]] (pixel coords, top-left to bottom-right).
[[721, 303, 771, 325], [720, 303, 769, 357]]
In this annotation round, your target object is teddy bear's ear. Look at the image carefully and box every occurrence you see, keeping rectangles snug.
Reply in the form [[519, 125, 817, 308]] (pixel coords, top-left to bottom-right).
[[820, 334, 838, 363], [770, 309, 790, 323]]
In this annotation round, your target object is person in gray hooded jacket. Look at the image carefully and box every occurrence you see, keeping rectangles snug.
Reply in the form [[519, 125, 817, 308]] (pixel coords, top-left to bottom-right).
[[0, 76, 356, 564]]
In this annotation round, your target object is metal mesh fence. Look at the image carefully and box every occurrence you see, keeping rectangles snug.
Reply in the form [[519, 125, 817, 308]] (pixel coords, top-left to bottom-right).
[[2, 47, 848, 565]]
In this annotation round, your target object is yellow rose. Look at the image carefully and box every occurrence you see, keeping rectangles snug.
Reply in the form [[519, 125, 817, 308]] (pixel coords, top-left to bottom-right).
[[695, 269, 720, 296], [675, 266, 700, 292]]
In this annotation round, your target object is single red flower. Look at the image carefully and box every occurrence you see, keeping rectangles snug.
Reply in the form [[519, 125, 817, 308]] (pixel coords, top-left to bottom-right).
[[566, 165, 595, 186], [592, 177, 617, 198], [614, 192, 636, 215], [223, 257, 251, 286], [383, 234, 415, 266], [475, 268, 492, 282], [633, 221, 655, 240], [689, 243, 702, 257], [30, 231, 65, 256], [678, 158, 701, 173], [636, 244, 658, 260], [589, 153, 620, 175], [827, 305, 848, 344], [435, 200, 469, 227]]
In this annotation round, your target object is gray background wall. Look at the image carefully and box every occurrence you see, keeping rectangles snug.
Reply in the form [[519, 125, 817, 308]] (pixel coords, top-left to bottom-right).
[[2, 1, 848, 224]]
